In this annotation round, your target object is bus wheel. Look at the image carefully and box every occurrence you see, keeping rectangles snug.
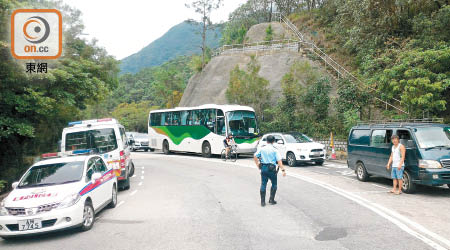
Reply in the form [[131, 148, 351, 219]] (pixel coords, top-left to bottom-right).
[[202, 141, 212, 158], [402, 170, 416, 194], [355, 162, 369, 182], [163, 140, 170, 155]]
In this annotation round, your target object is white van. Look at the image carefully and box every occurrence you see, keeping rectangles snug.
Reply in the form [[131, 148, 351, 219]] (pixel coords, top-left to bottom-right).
[[61, 118, 134, 190]]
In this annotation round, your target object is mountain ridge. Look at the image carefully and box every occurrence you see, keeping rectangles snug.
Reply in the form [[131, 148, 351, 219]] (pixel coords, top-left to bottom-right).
[[120, 21, 222, 74]]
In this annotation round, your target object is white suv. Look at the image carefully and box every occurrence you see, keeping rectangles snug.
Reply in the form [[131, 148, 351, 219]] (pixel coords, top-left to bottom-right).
[[0, 155, 117, 239], [61, 118, 134, 190], [257, 132, 326, 167]]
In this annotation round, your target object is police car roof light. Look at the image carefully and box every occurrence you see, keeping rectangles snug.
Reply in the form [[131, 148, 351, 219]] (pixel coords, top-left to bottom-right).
[[42, 152, 59, 159], [97, 118, 113, 122], [68, 121, 82, 126]]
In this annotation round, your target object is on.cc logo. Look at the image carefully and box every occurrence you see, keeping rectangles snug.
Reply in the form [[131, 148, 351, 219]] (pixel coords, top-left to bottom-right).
[[11, 9, 62, 59], [23, 16, 50, 44]]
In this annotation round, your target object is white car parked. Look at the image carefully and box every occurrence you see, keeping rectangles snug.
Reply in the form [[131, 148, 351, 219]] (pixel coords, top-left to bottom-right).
[[257, 132, 326, 167], [0, 154, 117, 239]]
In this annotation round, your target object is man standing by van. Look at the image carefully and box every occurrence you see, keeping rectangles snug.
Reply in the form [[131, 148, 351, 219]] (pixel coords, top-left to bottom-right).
[[254, 135, 287, 206], [386, 134, 406, 194]]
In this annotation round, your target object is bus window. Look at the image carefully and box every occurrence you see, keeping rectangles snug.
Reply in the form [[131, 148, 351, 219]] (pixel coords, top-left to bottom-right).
[[216, 109, 225, 136], [192, 110, 201, 125], [181, 111, 189, 125], [172, 111, 180, 125], [202, 109, 216, 132], [150, 113, 161, 126]]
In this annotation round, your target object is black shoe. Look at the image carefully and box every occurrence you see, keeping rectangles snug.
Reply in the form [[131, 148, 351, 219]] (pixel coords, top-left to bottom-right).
[[269, 188, 277, 205], [260, 190, 266, 207]]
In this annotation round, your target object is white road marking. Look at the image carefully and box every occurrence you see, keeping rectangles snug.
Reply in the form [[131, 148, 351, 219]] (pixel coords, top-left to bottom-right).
[[372, 183, 390, 190], [317, 166, 331, 169], [343, 176, 358, 182], [130, 190, 138, 196], [138, 182, 143, 186], [286, 172, 449, 250], [130, 175, 135, 178], [148, 154, 450, 249], [142, 170, 145, 174], [117, 201, 125, 208], [141, 176, 144, 180]]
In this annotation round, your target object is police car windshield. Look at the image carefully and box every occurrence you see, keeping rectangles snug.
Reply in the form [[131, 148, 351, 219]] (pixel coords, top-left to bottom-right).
[[65, 128, 118, 153], [284, 133, 313, 143], [227, 111, 258, 137], [414, 127, 450, 149], [19, 162, 84, 188]]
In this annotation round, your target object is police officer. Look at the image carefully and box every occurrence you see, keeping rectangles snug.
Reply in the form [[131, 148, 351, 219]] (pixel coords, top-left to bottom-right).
[[253, 135, 286, 206]]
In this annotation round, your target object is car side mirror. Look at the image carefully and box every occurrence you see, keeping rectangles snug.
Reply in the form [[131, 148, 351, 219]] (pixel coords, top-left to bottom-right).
[[12, 182, 19, 189], [92, 172, 102, 183]]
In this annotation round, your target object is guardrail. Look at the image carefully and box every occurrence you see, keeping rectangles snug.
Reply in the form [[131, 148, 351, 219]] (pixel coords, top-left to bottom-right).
[[212, 39, 302, 57], [272, 12, 408, 114]]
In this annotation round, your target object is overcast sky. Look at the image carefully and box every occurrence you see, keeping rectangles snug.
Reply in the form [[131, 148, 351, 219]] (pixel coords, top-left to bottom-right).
[[62, 0, 247, 60]]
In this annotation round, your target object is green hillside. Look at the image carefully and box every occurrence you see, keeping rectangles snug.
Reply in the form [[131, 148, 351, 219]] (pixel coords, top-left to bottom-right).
[[120, 21, 222, 74]]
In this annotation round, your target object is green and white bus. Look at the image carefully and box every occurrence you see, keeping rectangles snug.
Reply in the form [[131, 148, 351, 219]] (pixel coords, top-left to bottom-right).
[[148, 104, 260, 157]]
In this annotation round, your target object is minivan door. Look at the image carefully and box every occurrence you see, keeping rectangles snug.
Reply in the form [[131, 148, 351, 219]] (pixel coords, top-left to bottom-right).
[[368, 129, 393, 177]]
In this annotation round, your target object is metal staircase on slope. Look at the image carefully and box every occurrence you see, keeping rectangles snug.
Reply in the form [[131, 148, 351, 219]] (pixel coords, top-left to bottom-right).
[[272, 12, 408, 115]]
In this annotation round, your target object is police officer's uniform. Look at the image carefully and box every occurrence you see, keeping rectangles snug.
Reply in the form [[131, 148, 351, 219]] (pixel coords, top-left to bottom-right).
[[254, 144, 282, 206]]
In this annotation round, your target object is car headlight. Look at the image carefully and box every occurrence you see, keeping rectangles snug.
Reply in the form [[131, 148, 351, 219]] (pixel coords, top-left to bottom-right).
[[419, 160, 442, 169], [58, 193, 81, 209], [0, 201, 8, 216]]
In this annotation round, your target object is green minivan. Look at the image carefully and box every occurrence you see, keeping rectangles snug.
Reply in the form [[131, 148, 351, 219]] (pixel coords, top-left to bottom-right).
[[347, 122, 450, 193]]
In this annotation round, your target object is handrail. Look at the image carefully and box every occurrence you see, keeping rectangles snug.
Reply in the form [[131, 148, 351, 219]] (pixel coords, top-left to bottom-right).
[[272, 12, 407, 114]]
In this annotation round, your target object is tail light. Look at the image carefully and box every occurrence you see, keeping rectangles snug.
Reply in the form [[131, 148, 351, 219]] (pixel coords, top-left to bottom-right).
[[119, 150, 126, 169]]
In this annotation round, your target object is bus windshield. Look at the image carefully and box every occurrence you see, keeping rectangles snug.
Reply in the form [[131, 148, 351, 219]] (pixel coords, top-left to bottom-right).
[[414, 127, 450, 149], [227, 111, 258, 137]]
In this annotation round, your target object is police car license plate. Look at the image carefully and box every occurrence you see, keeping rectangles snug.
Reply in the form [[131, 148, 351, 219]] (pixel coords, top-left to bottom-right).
[[18, 219, 42, 231]]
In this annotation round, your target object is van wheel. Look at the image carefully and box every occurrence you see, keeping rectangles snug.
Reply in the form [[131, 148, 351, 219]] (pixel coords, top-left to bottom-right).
[[163, 140, 170, 155], [129, 162, 135, 177], [80, 201, 95, 231], [402, 170, 416, 194], [202, 141, 212, 158], [108, 185, 117, 208], [355, 162, 369, 182], [286, 152, 296, 167]]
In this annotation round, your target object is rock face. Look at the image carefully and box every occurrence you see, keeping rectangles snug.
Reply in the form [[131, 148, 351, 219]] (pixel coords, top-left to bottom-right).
[[179, 22, 333, 108], [245, 22, 294, 43]]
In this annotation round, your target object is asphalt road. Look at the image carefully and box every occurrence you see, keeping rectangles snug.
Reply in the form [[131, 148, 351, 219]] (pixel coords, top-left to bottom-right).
[[1, 152, 449, 250]]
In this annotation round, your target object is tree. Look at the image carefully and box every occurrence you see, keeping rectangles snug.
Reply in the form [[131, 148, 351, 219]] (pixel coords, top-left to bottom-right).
[[265, 24, 273, 41], [112, 101, 158, 132], [226, 56, 271, 117], [0, 0, 119, 189], [186, 0, 222, 70]]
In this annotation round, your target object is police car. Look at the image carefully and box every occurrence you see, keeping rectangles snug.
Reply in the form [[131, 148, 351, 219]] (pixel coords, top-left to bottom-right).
[[0, 153, 117, 239]]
